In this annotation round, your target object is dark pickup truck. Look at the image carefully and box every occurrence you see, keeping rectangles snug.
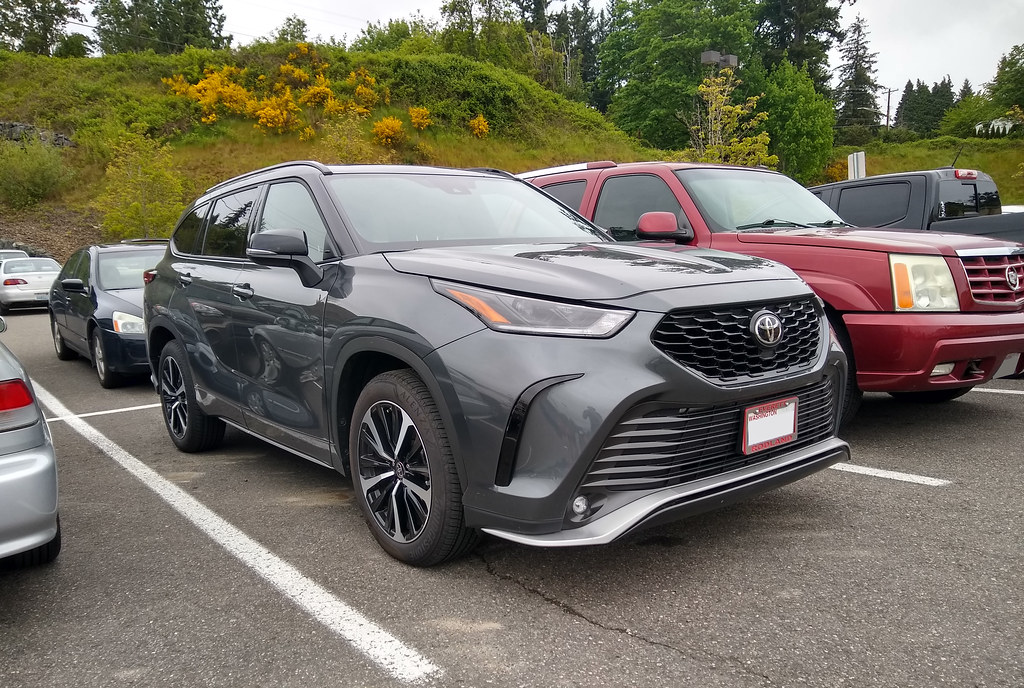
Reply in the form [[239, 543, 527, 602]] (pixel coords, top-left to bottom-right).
[[520, 161, 1024, 424], [809, 168, 1023, 242]]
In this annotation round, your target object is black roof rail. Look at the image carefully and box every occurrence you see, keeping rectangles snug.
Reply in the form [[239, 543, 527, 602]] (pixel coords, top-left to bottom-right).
[[466, 167, 517, 179], [204, 160, 333, 195]]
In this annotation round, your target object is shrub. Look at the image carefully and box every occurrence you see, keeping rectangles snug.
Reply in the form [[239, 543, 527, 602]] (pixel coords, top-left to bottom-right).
[[409, 106, 431, 130], [318, 115, 395, 164], [0, 139, 72, 209], [469, 114, 489, 138], [372, 116, 405, 147]]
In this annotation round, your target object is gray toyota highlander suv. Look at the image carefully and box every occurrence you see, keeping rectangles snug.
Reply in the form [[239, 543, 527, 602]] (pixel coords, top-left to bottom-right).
[[143, 161, 850, 566]]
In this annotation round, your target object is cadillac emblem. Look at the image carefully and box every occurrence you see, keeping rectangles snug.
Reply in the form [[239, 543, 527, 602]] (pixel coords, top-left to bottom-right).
[[1007, 266, 1020, 291], [751, 311, 784, 348]]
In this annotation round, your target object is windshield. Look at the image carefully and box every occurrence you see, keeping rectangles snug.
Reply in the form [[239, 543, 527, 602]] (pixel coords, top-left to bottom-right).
[[96, 249, 166, 290], [675, 168, 846, 232], [326, 172, 607, 248], [1, 258, 60, 273]]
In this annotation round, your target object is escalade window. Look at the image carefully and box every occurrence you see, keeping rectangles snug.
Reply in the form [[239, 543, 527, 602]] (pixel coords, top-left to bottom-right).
[[202, 188, 259, 258], [594, 174, 681, 234], [543, 180, 587, 210], [837, 182, 911, 226]]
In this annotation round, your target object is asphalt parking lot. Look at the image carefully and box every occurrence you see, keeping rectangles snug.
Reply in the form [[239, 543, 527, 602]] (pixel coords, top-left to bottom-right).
[[2, 310, 1021, 688]]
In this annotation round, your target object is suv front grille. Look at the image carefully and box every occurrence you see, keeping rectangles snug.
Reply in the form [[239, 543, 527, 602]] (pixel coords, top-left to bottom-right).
[[651, 297, 822, 382], [961, 254, 1024, 305], [581, 374, 836, 492]]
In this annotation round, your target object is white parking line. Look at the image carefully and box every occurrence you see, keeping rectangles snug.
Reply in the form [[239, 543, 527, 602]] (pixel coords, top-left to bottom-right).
[[34, 385, 442, 684], [974, 388, 1024, 396], [830, 462, 950, 486], [44, 402, 161, 423]]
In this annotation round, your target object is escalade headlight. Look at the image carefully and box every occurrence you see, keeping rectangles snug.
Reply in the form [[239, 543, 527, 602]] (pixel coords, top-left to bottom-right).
[[889, 255, 959, 311], [112, 311, 145, 333], [434, 280, 634, 337]]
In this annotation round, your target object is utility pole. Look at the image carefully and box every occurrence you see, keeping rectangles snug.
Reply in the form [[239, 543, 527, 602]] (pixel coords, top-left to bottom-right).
[[883, 87, 897, 128]]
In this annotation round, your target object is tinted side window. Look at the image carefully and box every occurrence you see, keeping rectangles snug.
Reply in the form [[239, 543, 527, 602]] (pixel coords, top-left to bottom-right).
[[836, 183, 911, 226], [256, 182, 333, 262], [594, 175, 682, 234], [172, 203, 208, 255], [977, 181, 1000, 215], [203, 188, 259, 258], [937, 180, 999, 218], [72, 252, 92, 287], [59, 251, 83, 280], [543, 180, 587, 210]]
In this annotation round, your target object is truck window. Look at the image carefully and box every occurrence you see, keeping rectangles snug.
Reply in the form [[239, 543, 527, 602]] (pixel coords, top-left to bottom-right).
[[594, 175, 682, 234], [837, 182, 911, 226], [542, 180, 587, 210], [939, 179, 1001, 219]]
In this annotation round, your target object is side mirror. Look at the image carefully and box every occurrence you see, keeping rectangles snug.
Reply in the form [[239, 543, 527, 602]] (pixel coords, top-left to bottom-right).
[[635, 211, 695, 244], [61, 278, 87, 292], [247, 229, 324, 288]]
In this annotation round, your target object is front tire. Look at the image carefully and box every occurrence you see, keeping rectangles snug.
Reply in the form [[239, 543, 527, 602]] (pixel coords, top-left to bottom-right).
[[52, 317, 77, 361], [349, 370, 479, 566], [158, 339, 225, 452], [92, 330, 122, 388]]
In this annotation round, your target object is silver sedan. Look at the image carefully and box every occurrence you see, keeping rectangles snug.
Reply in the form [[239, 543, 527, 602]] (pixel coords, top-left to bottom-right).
[[0, 257, 61, 315], [0, 316, 60, 567]]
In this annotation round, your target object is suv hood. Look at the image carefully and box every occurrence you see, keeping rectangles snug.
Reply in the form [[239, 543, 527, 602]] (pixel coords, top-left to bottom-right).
[[733, 227, 1020, 254], [384, 243, 799, 301]]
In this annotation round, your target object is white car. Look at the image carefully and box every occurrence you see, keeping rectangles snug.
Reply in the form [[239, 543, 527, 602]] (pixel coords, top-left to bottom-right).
[[0, 316, 60, 567], [0, 256, 61, 315]]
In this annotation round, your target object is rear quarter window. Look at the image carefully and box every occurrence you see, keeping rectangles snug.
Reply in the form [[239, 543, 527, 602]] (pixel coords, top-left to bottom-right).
[[172, 203, 208, 255], [836, 182, 911, 226], [541, 180, 587, 210]]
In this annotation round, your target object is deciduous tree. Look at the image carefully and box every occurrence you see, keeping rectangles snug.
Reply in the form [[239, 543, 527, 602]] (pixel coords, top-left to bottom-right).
[[761, 57, 833, 183]]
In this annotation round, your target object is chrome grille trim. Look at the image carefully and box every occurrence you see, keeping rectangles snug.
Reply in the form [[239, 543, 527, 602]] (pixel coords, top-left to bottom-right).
[[960, 254, 1024, 305]]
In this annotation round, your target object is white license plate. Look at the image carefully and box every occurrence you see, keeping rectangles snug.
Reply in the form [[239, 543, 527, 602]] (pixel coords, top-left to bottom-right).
[[34, 292, 48, 300], [994, 353, 1021, 378], [743, 397, 797, 454]]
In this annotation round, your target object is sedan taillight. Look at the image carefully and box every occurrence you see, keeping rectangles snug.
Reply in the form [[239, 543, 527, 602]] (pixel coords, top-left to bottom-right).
[[2, 278, 27, 286]]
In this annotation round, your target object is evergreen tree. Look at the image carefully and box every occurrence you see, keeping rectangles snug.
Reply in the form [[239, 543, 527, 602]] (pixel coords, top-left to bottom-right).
[[92, 0, 160, 54], [834, 15, 880, 130], [754, 0, 848, 95], [988, 43, 1024, 109], [273, 15, 308, 43], [957, 79, 974, 102], [92, 0, 228, 53], [893, 79, 914, 129], [0, 0, 84, 55]]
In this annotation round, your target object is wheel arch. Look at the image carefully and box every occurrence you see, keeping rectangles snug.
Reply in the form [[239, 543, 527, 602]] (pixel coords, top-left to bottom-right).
[[330, 336, 469, 487]]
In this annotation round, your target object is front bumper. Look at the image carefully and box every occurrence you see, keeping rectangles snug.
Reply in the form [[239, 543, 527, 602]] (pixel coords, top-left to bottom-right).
[[99, 329, 150, 374], [844, 311, 1024, 392], [0, 421, 59, 560]]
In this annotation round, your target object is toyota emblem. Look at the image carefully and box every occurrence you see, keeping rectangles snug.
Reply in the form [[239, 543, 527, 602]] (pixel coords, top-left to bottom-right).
[[1007, 266, 1020, 291], [751, 311, 784, 348]]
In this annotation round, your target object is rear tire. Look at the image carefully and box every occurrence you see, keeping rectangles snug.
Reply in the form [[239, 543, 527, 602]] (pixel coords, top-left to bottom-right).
[[888, 387, 973, 403], [52, 317, 77, 361], [157, 339, 225, 452], [349, 369, 479, 566]]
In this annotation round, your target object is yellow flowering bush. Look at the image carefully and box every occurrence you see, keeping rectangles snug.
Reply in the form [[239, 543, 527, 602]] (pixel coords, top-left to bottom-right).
[[408, 107, 431, 131], [469, 114, 489, 138], [252, 89, 301, 134], [298, 74, 334, 108], [372, 116, 405, 148]]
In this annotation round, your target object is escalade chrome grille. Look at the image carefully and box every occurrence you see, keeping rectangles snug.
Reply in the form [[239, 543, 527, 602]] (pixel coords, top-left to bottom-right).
[[651, 297, 822, 381], [960, 254, 1024, 305], [582, 375, 836, 492]]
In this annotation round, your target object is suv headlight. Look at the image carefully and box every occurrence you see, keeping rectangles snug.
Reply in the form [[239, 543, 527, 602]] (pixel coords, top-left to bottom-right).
[[112, 311, 145, 333], [434, 280, 634, 337], [889, 255, 959, 311]]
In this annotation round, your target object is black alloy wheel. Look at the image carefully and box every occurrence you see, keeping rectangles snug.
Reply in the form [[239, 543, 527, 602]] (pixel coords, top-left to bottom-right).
[[350, 370, 479, 566], [158, 340, 225, 452]]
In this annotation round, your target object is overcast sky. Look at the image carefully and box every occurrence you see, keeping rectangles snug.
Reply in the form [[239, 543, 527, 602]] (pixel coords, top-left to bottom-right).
[[88, 0, 1023, 99]]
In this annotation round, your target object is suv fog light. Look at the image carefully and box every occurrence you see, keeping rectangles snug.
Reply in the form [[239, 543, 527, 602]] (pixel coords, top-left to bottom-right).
[[930, 363, 955, 377], [571, 496, 590, 515]]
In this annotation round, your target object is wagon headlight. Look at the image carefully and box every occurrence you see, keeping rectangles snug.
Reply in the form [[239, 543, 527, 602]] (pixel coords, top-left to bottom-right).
[[112, 311, 145, 334], [434, 280, 634, 337], [889, 255, 959, 311]]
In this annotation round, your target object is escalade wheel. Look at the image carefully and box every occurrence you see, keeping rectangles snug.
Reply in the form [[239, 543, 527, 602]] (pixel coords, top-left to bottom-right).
[[158, 340, 225, 452], [349, 370, 479, 566]]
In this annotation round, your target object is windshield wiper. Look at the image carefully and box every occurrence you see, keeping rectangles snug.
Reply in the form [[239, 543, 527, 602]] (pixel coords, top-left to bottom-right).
[[810, 219, 854, 227], [735, 218, 814, 230]]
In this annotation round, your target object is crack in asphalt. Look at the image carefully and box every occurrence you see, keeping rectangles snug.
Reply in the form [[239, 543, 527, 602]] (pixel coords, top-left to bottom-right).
[[475, 550, 772, 682]]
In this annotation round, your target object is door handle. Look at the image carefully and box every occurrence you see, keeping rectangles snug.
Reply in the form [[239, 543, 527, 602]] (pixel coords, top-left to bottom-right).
[[232, 283, 254, 300], [177, 272, 193, 287]]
